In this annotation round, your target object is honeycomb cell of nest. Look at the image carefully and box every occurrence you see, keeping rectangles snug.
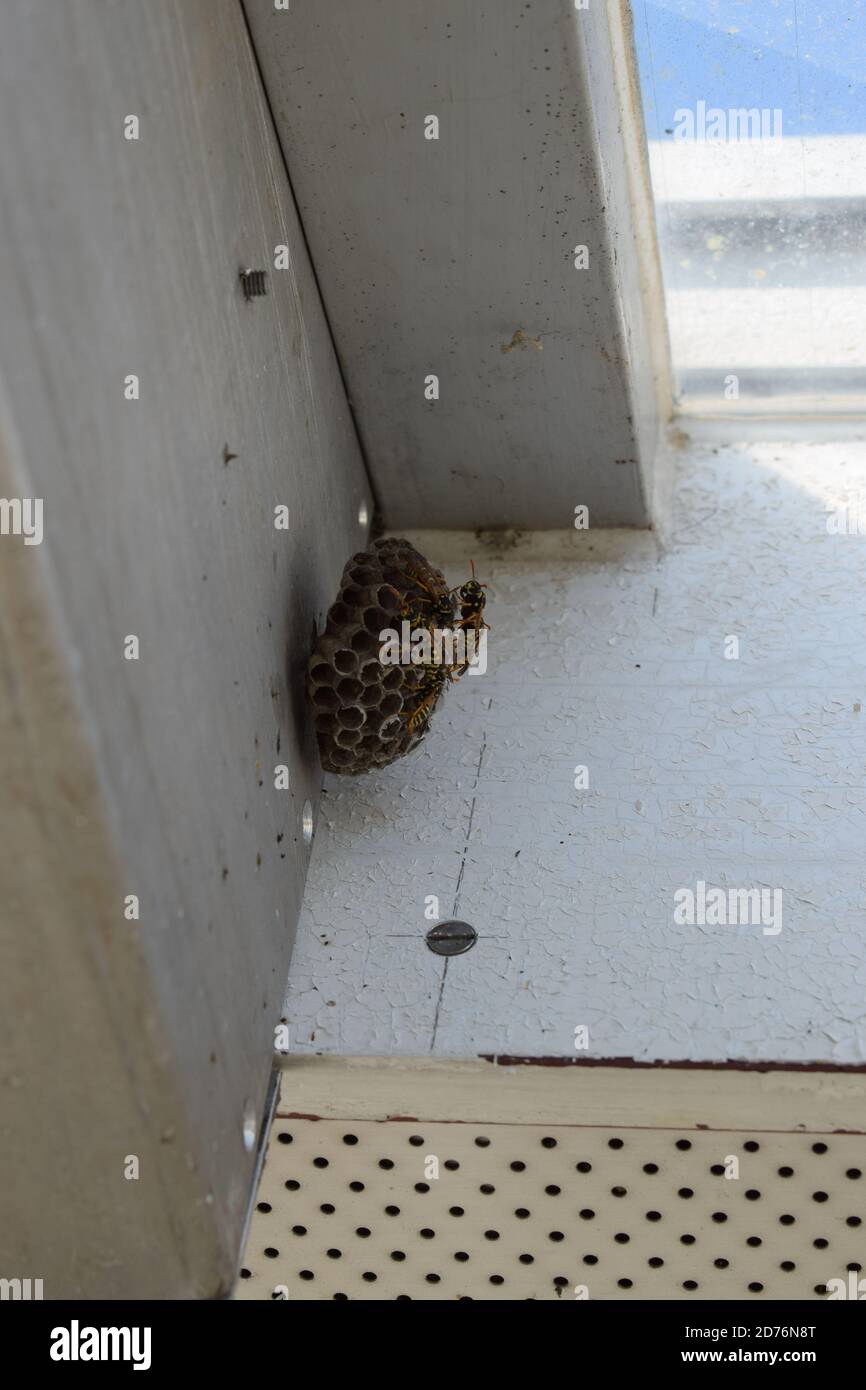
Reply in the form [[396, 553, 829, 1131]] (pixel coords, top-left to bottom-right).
[[307, 538, 456, 775]]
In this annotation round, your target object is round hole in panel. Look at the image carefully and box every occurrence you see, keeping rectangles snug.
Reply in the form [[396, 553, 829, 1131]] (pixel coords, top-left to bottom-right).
[[235, 1118, 866, 1300]]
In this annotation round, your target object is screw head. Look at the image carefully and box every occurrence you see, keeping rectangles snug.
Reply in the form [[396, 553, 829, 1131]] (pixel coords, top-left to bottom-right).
[[239, 267, 268, 300], [426, 920, 478, 957]]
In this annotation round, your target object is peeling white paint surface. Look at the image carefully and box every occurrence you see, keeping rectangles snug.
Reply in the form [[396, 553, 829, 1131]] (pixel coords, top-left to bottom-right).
[[286, 436, 866, 1063]]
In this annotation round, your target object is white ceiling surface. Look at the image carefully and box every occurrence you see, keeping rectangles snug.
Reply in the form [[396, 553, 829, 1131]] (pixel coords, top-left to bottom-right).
[[286, 435, 866, 1064]]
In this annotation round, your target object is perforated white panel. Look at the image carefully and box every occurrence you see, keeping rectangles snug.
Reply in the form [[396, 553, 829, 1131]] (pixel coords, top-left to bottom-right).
[[237, 1115, 864, 1300]]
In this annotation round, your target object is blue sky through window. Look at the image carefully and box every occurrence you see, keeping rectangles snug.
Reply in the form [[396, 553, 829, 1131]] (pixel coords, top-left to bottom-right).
[[634, 0, 866, 140]]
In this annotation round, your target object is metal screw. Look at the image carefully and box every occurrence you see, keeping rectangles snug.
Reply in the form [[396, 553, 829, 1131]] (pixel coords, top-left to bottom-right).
[[240, 267, 268, 301], [425, 920, 478, 957], [301, 800, 314, 844]]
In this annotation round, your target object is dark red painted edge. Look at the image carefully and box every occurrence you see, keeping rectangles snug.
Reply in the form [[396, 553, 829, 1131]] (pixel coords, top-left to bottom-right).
[[480, 1055, 866, 1074]]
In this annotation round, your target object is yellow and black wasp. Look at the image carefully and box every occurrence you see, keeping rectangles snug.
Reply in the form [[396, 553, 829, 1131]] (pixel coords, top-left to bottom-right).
[[443, 560, 489, 680], [453, 560, 489, 641], [405, 664, 451, 732], [397, 569, 453, 732], [401, 568, 456, 630], [401, 560, 489, 729]]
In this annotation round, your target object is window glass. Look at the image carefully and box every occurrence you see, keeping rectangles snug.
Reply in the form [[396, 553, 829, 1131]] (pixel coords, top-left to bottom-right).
[[633, 0, 866, 409]]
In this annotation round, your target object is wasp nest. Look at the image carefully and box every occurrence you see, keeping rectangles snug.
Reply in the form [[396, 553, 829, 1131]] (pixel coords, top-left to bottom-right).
[[307, 538, 456, 775]]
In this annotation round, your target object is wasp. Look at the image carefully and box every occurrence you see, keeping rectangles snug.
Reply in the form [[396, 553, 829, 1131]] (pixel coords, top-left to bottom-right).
[[399, 559, 490, 730], [405, 665, 451, 731], [452, 560, 489, 640], [399, 593, 430, 630], [400, 592, 454, 634], [398, 584, 455, 731], [402, 567, 456, 630], [440, 560, 489, 680]]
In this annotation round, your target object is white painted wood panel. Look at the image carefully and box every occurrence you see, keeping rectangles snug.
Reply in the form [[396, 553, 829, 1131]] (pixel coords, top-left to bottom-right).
[[285, 431, 866, 1066], [0, 0, 369, 1296], [245, 0, 670, 528]]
